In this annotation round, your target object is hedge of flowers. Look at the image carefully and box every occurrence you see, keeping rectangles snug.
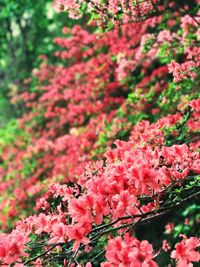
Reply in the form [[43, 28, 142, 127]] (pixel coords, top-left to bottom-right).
[[0, 0, 199, 266]]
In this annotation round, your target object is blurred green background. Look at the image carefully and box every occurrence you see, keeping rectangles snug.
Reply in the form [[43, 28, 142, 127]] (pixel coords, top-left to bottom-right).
[[0, 0, 70, 126]]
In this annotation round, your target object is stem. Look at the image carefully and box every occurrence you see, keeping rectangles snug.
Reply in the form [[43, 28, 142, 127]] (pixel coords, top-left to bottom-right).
[[24, 243, 64, 265], [89, 190, 200, 241]]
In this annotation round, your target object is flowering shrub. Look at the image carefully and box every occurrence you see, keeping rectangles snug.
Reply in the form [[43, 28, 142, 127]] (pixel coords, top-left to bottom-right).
[[53, 0, 200, 28], [0, 0, 199, 266]]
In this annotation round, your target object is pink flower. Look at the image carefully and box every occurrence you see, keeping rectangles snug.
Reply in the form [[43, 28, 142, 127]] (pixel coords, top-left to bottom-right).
[[48, 222, 68, 244], [192, 159, 200, 174], [165, 223, 174, 234], [85, 262, 92, 267], [128, 240, 158, 267], [67, 222, 92, 250], [171, 237, 200, 267], [111, 190, 138, 218], [68, 195, 94, 223], [104, 234, 158, 266], [168, 60, 197, 82], [162, 240, 171, 252], [34, 213, 51, 234], [0, 231, 29, 264]]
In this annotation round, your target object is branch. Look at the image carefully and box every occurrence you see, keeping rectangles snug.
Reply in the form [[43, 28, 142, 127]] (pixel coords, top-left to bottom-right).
[[88, 190, 200, 243], [23, 187, 200, 265], [24, 242, 64, 265]]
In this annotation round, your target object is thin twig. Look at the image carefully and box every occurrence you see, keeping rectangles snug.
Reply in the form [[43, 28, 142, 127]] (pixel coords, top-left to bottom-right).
[[24, 242, 64, 265]]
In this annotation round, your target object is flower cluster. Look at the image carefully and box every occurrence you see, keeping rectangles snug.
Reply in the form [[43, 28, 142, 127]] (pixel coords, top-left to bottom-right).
[[102, 234, 158, 267], [53, 0, 200, 27], [171, 236, 200, 267], [0, 230, 29, 265], [0, 0, 199, 266]]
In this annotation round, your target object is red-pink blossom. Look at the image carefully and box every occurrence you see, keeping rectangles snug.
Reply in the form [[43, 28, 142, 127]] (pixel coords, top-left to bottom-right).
[[171, 237, 200, 267]]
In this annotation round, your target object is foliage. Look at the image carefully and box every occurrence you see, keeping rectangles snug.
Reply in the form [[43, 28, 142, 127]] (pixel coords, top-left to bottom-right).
[[0, 0, 74, 123], [0, 0, 199, 266]]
